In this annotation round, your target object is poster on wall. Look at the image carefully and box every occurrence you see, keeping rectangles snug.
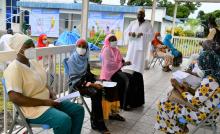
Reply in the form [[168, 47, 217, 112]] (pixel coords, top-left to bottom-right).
[[30, 9, 59, 37], [88, 12, 124, 45]]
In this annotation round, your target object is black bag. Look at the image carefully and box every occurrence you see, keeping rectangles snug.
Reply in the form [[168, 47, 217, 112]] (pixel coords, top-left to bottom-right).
[[173, 51, 182, 67]]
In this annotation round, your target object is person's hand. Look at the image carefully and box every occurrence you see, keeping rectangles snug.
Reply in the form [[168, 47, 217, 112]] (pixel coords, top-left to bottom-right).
[[93, 83, 103, 90], [137, 33, 143, 38], [45, 99, 60, 107], [131, 32, 136, 38], [85, 82, 92, 87]]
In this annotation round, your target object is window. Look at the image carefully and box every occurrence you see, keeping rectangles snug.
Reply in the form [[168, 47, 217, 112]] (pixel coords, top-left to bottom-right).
[[65, 19, 68, 28]]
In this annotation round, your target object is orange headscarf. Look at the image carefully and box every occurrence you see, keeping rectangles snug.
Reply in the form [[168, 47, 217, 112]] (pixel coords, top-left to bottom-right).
[[152, 32, 162, 47], [37, 34, 47, 48]]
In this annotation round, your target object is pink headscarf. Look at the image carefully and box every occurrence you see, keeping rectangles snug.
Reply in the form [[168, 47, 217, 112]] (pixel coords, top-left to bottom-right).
[[100, 34, 123, 80]]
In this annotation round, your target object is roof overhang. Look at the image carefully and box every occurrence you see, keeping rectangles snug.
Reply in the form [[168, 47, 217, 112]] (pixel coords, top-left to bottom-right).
[[175, 0, 220, 3]]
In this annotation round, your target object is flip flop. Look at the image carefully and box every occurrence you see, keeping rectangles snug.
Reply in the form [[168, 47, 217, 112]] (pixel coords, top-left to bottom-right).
[[109, 114, 126, 121]]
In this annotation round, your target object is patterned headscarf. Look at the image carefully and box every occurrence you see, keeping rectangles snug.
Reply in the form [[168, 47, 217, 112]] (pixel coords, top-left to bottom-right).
[[198, 50, 220, 83]]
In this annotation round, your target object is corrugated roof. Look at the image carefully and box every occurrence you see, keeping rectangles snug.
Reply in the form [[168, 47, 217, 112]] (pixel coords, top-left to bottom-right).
[[163, 15, 182, 23], [17, 1, 166, 13]]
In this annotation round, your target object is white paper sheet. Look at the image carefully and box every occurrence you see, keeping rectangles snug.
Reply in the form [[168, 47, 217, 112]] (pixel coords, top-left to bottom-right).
[[95, 81, 117, 87], [55, 91, 80, 102], [102, 81, 117, 87]]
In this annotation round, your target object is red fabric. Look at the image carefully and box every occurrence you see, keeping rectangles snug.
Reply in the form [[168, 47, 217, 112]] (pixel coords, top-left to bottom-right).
[[152, 32, 162, 47], [37, 34, 47, 60]]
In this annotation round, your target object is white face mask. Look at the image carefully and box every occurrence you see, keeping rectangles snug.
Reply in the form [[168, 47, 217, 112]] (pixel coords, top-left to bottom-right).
[[110, 41, 117, 46], [42, 40, 47, 45], [76, 47, 87, 55], [158, 36, 162, 40], [24, 48, 36, 59]]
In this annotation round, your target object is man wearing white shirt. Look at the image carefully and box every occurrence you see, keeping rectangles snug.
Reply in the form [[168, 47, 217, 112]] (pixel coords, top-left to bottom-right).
[[122, 8, 154, 109]]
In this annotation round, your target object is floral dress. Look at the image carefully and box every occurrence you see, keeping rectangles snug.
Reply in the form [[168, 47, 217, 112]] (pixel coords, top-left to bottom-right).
[[155, 76, 220, 134]]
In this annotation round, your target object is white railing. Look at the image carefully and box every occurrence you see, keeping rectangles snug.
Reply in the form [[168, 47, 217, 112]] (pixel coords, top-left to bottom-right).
[[172, 36, 206, 57]]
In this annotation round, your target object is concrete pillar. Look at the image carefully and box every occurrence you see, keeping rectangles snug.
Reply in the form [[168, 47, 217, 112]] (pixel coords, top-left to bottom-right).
[[171, 2, 178, 36], [81, 0, 89, 39], [151, 0, 157, 27], [68, 14, 72, 31], [0, 0, 6, 31], [20, 11, 24, 33]]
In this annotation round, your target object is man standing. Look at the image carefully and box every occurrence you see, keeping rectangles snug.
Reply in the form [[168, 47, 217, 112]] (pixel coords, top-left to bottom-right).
[[122, 7, 153, 109]]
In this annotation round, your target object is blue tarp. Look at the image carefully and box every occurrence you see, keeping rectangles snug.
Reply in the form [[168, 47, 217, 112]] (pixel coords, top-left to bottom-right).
[[55, 31, 100, 51]]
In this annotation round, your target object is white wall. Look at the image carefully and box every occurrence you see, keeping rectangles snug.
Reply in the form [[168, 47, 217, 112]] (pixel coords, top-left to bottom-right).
[[0, 0, 6, 31]]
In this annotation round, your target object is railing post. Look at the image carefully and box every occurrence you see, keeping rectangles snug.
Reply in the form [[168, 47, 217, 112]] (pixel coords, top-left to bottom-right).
[[3, 83, 8, 134]]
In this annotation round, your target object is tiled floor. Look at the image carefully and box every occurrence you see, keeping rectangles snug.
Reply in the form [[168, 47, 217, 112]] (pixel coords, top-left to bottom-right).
[[18, 60, 220, 134]]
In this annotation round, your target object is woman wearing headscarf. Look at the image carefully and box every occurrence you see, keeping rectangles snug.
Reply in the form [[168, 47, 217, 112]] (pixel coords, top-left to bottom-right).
[[155, 50, 220, 134], [37, 34, 49, 60], [67, 39, 110, 134], [100, 34, 130, 114], [163, 34, 182, 67], [4, 33, 85, 134], [152, 32, 173, 72]]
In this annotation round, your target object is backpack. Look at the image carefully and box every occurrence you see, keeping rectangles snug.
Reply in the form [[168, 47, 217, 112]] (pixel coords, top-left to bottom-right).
[[213, 28, 220, 44]]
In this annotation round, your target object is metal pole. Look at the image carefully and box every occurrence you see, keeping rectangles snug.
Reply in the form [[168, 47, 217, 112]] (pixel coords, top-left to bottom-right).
[[171, 2, 178, 36], [151, 0, 157, 27], [81, 0, 89, 39]]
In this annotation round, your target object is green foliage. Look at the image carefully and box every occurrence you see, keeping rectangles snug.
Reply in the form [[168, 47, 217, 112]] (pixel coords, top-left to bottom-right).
[[90, 0, 102, 3], [128, 0, 200, 18], [127, 0, 152, 6], [197, 10, 220, 36], [120, 0, 126, 5], [87, 32, 106, 48], [184, 30, 195, 37]]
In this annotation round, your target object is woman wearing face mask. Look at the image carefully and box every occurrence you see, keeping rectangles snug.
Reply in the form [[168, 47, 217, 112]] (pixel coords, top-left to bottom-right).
[[67, 39, 110, 134], [155, 49, 220, 134], [163, 34, 183, 67], [37, 34, 49, 60], [152, 32, 173, 72], [4, 33, 85, 134], [100, 34, 131, 111]]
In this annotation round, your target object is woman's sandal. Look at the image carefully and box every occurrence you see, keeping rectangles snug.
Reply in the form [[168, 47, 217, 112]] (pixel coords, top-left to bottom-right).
[[109, 114, 126, 121]]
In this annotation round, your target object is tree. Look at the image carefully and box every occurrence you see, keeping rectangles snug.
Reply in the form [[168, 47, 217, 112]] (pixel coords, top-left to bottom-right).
[[158, 1, 200, 18], [127, 0, 152, 6], [197, 10, 205, 19], [120, 0, 126, 5], [90, 0, 102, 4], [127, 0, 200, 18]]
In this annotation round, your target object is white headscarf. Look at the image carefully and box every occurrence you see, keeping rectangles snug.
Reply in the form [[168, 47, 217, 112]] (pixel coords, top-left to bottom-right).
[[8, 33, 31, 54], [0, 34, 13, 51]]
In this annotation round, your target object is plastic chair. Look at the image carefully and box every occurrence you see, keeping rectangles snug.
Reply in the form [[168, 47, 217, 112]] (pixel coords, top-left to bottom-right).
[[1, 78, 50, 134], [148, 45, 164, 68], [178, 104, 220, 134], [63, 58, 91, 116]]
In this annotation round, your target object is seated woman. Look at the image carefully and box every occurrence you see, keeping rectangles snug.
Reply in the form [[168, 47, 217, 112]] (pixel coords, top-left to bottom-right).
[[152, 32, 173, 72], [155, 49, 220, 134], [37, 34, 49, 60], [163, 34, 182, 67], [67, 39, 110, 134], [4, 33, 84, 134], [100, 34, 130, 114]]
